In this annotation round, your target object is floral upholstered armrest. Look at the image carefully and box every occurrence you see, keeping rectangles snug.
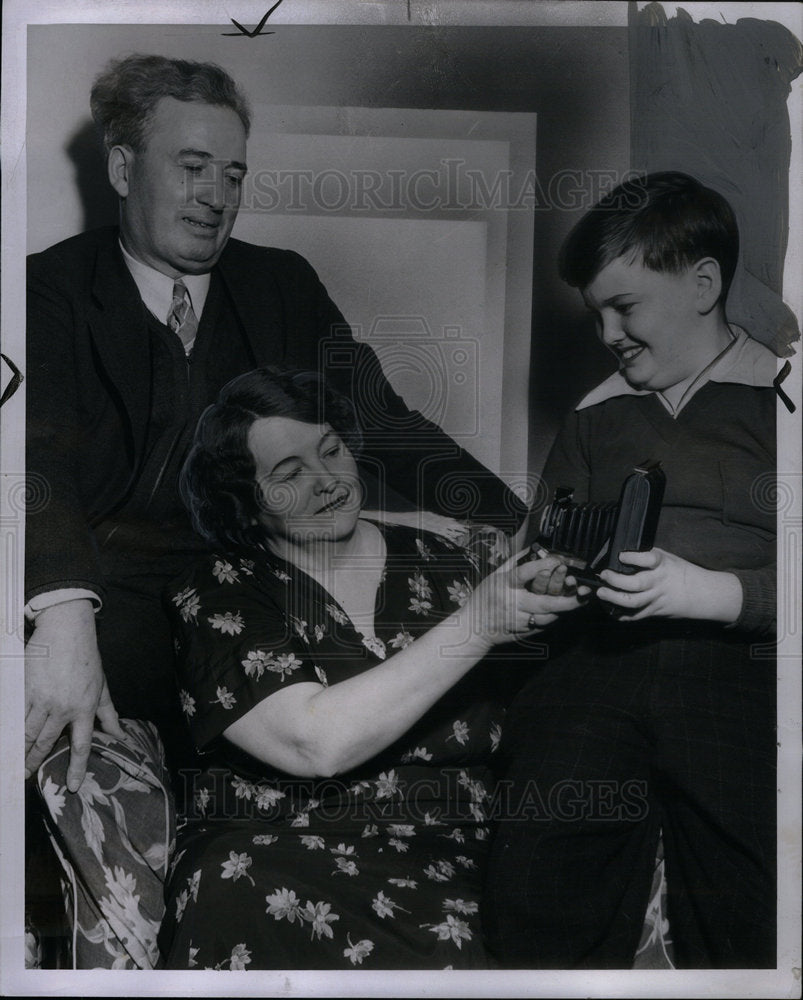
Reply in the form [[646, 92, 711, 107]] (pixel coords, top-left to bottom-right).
[[633, 838, 675, 969], [361, 510, 510, 567], [36, 718, 176, 969], [360, 508, 471, 544], [460, 521, 510, 569]]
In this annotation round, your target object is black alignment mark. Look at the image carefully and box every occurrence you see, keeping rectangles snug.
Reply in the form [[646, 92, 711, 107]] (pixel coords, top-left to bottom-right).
[[0, 353, 24, 408], [223, 0, 285, 37], [774, 360, 796, 414]]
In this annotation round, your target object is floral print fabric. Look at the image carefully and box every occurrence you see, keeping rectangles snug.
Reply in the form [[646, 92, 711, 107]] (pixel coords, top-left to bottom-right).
[[159, 523, 508, 969], [31, 521, 673, 970], [35, 719, 175, 969]]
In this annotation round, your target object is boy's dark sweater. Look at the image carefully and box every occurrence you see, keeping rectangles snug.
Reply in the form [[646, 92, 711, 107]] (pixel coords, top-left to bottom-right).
[[536, 380, 776, 637]]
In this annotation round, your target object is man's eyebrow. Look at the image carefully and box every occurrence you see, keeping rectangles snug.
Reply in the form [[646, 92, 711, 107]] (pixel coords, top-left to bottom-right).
[[177, 148, 248, 171]]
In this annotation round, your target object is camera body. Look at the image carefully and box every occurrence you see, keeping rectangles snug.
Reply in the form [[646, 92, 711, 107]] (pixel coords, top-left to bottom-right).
[[536, 461, 666, 587]]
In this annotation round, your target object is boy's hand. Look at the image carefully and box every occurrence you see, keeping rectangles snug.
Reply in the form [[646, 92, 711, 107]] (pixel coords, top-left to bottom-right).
[[597, 548, 743, 624]]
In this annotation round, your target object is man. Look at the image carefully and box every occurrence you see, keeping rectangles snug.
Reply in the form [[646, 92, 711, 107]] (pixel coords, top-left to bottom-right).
[[25, 54, 526, 792]]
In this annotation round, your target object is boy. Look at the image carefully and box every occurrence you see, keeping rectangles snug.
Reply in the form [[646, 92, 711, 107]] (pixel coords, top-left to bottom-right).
[[483, 172, 779, 968]]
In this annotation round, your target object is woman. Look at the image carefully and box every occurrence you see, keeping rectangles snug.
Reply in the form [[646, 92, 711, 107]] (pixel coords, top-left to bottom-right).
[[158, 368, 580, 970]]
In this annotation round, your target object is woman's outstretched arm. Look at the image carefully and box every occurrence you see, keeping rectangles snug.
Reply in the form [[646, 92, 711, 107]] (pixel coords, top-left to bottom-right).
[[223, 554, 580, 778]]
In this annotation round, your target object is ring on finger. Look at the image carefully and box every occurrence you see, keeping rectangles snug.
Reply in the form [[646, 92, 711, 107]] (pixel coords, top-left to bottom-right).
[[527, 614, 538, 629]]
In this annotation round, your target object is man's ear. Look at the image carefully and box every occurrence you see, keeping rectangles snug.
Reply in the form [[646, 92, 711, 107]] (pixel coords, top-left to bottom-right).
[[693, 257, 723, 314], [107, 145, 134, 198]]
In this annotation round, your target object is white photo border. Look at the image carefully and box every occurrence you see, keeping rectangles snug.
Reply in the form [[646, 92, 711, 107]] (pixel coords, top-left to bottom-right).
[[1, 2, 800, 997]]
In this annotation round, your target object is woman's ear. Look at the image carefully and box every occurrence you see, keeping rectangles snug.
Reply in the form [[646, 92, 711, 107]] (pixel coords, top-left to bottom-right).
[[693, 257, 723, 314], [107, 144, 134, 198]]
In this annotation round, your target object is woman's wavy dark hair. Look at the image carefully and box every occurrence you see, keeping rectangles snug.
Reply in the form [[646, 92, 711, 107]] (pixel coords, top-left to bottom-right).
[[180, 368, 363, 553]]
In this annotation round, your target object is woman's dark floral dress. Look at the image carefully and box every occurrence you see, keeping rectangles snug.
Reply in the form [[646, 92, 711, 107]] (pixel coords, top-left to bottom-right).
[[158, 522, 511, 970]]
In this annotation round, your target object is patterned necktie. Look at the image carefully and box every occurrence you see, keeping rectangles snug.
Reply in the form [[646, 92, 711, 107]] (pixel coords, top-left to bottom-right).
[[167, 280, 199, 354]]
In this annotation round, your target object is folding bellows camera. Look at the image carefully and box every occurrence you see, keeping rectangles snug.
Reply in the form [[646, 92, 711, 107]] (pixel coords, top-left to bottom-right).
[[535, 460, 666, 587]]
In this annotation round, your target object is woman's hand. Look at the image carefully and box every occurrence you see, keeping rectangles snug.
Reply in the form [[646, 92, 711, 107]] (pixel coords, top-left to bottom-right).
[[467, 552, 586, 647], [596, 548, 743, 624], [526, 553, 578, 596]]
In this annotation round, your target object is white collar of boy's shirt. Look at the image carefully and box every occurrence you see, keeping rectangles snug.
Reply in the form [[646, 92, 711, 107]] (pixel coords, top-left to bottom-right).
[[575, 326, 779, 417], [120, 240, 210, 326]]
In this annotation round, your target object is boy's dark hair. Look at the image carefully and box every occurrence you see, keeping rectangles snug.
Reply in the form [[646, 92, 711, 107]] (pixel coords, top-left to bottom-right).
[[90, 53, 251, 156], [559, 172, 739, 303], [180, 368, 363, 553]]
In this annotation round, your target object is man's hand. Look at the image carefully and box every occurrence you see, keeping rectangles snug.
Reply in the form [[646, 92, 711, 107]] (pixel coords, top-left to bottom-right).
[[25, 599, 124, 791], [596, 548, 744, 624]]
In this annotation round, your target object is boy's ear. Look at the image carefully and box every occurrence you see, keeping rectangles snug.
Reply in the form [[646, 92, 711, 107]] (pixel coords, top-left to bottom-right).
[[692, 257, 723, 314], [107, 144, 134, 198]]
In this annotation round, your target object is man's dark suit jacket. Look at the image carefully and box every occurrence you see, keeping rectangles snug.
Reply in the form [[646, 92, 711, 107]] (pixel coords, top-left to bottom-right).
[[26, 225, 526, 611]]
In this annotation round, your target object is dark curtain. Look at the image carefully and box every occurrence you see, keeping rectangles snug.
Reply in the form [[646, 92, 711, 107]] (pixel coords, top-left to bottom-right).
[[630, 1, 802, 357]]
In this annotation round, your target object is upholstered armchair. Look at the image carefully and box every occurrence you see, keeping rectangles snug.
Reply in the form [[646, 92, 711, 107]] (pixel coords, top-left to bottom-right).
[[33, 716, 673, 970]]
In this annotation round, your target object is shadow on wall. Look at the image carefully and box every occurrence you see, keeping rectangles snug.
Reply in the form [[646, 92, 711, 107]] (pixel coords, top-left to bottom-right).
[[66, 120, 118, 233]]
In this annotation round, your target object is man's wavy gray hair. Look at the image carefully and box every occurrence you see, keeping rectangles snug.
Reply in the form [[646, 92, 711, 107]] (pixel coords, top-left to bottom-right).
[[90, 53, 251, 156]]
